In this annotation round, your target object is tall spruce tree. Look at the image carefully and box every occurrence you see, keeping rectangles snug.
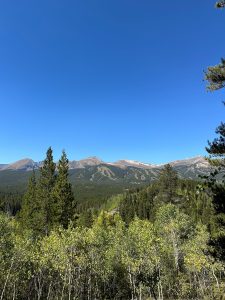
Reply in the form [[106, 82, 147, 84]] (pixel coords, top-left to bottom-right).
[[52, 150, 76, 228], [36, 147, 56, 235], [158, 164, 178, 203], [19, 170, 41, 232]]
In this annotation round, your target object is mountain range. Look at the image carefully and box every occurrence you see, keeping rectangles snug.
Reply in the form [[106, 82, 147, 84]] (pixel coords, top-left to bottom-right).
[[0, 156, 211, 184]]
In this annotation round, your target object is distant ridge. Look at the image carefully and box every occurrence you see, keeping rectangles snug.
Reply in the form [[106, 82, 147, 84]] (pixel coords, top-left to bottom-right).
[[0, 155, 213, 193], [0, 156, 209, 171], [0, 156, 212, 185]]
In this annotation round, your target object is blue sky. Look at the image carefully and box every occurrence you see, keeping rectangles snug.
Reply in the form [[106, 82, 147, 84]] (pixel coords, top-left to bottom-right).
[[0, 0, 224, 164]]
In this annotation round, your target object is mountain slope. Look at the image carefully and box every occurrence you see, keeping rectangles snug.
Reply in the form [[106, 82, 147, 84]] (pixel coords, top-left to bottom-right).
[[0, 156, 212, 209], [1, 159, 41, 171], [0, 156, 211, 187]]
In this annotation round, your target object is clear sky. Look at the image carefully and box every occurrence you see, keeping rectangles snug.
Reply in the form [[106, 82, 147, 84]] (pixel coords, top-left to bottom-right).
[[0, 0, 224, 164]]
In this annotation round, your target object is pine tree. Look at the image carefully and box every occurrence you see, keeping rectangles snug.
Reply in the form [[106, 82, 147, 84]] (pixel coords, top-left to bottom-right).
[[204, 6, 225, 259], [36, 147, 56, 235], [158, 164, 178, 203], [206, 119, 225, 169], [205, 121, 225, 259], [52, 150, 76, 228], [76, 209, 94, 228], [19, 170, 41, 232], [205, 58, 225, 91], [204, 54, 225, 170]]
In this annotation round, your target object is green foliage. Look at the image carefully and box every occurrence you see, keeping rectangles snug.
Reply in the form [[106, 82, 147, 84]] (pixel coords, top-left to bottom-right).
[[205, 58, 225, 91], [36, 147, 56, 235], [19, 148, 78, 236], [206, 119, 225, 169], [1, 208, 224, 300], [155, 204, 192, 272], [118, 168, 215, 229], [52, 150, 76, 228], [18, 170, 40, 232], [76, 208, 95, 228], [158, 164, 179, 203], [119, 183, 159, 224], [0, 190, 22, 215], [204, 13, 225, 259], [0, 213, 34, 299], [1, 2, 225, 298], [1, 153, 225, 299]]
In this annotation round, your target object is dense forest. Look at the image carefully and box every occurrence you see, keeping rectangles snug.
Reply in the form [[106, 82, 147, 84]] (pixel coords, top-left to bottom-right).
[[0, 141, 225, 299]]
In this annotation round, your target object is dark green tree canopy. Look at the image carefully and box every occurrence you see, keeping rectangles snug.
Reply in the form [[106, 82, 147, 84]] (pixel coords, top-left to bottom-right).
[[39, 146, 56, 190], [19, 170, 38, 231], [52, 150, 76, 228], [158, 164, 178, 199], [20, 148, 77, 235], [206, 120, 225, 167], [204, 4, 225, 260]]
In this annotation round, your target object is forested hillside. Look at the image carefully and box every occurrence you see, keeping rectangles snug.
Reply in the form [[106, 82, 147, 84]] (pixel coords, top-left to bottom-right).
[[0, 145, 225, 299], [0, 155, 213, 217]]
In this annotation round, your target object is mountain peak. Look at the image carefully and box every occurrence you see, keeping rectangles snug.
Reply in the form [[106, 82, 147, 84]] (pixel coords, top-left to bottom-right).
[[79, 156, 103, 164], [112, 159, 154, 169], [69, 156, 103, 169], [82, 156, 103, 162], [170, 156, 206, 166], [2, 158, 37, 171]]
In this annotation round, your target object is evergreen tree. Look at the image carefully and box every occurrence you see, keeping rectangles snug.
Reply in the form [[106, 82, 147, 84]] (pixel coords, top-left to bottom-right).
[[204, 6, 225, 260], [205, 56, 225, 170], [205, 58, 225, 91], [158, 164, 178, 203], [36, 147, 56, 235], [52, 150, 76, 228], [205, 121, 225, 259], [76, 208, 94, 228], [19, 170, 42, 232], [206, 118, 225, 169]]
